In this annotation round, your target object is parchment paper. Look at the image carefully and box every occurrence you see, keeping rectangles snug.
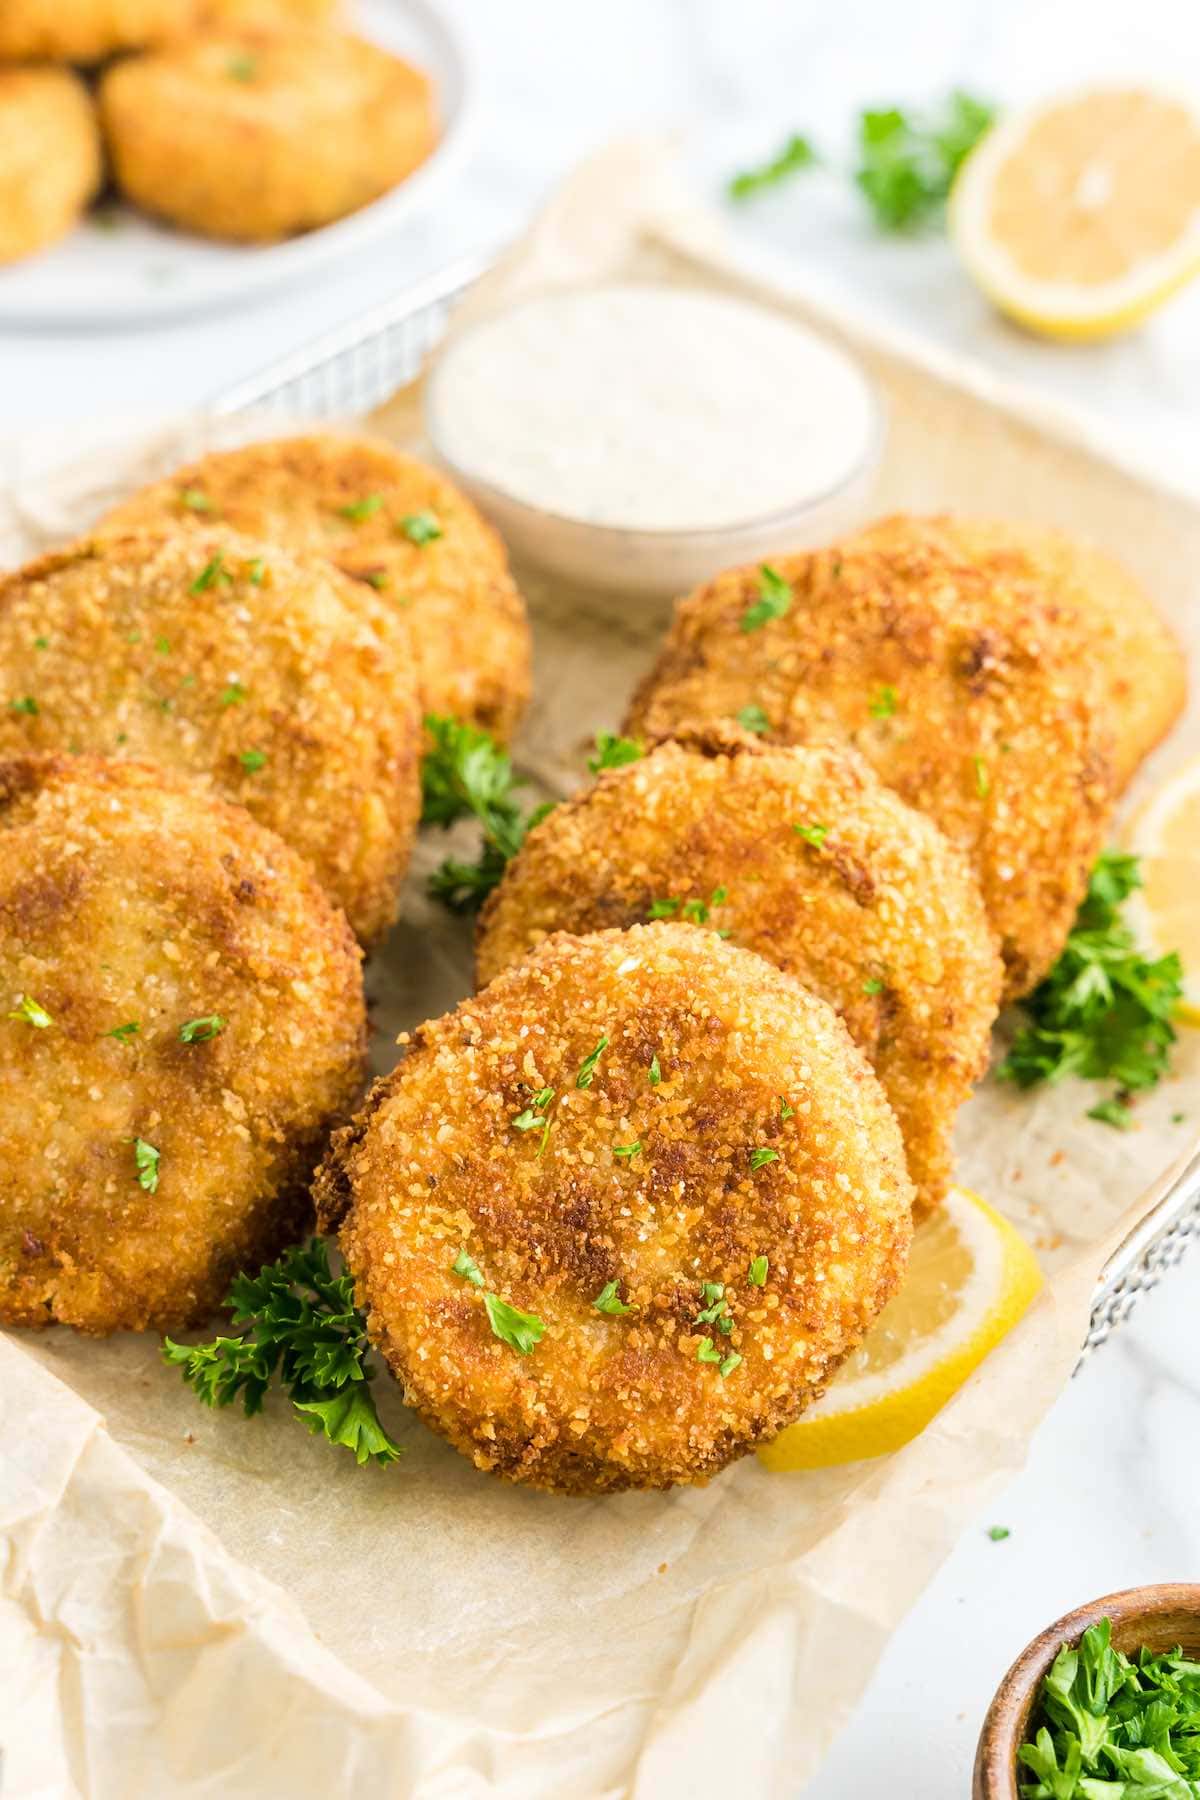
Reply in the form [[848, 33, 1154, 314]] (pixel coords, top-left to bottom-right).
[[2, 143, 1198, 1800]]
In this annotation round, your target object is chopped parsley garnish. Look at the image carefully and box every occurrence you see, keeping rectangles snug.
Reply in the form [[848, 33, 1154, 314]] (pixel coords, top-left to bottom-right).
[[190, 551, 233, 594], [986, 1525, 1010, 1542], [483, 1293, 544, 1355], [870, 685, 898, 718], [180, 487, 215, 513], [133, 1137, 160, 1193], [421, 714, 545, 913], [649, 1054, 662, 1085], [972, 754, 991, 798], [749, 1256, 769, 1287], [399, 510, 443, 545], [362, 569, 389, 589], [649, 885, 728, 926], [163, 1238, 402, 1466], [511, 1084, 556, 1155], [179, 1015, 225, 1044], [1018, 1617, 1200, 1796], [33, 636, 49, 650], [695, 1281, 731, 1330], [736, 703, 770, 734], [697, 1337, 741, 1377], [750, 1146, 780, 1171], [155, 635, 171, 655], [612, 1141, 641, 1160], [338, 494, 384, 523], [106, 1021, 140, 1041], [9, 696, 38, 716], [999, 851, 1184, 1126], [226, 53, 258, 80], [8, 993, 52, 1028], [452, 1249, 484, 1287], [593, 1281, 634, 1316], [1087, 1096, 1133, 1130], [741, 563, 792, 633], [220, 682, 247, 707], [863, 976, 885, 996], [239, 749, 267, 773], [247, 557, 265, 587], [728, 133, 818, 202], [588, 731, 643, 775], [794, 822, 829, 848], [855, 92, 995, 231], [779, 1097, 794, 1120], [576, 1036, 608, 1089]]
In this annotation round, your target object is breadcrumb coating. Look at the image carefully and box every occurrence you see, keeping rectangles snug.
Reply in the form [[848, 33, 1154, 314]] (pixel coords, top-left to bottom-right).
[[478, 730, 1003, 1213], [0, 0, 197, 60], [0, 528, 421, 944], [625, 519, 1118, 999], [0, 69, 101, 266], [857, 516, 1185, 790], [99, 27, 436, 244], [100, 433, 532, 742], [0, 755, 366, 1334], [315, 922, 914, 1494]]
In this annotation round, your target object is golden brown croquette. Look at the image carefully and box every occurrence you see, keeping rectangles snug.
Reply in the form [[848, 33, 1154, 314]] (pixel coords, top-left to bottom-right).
[[0, 755, 366, 1334], [477, 731, 1003, 1213], [99, 434, 532, 743], [0, 70, 101, 266], [99, 27, 437, 244], [625, 520, 1118, 1000], [0, 529, 421, 944], [0, 0, 197, 60], [202, 0, 334, 22], [854, 516, 1186, 790], [314, 922, 914, 1493]]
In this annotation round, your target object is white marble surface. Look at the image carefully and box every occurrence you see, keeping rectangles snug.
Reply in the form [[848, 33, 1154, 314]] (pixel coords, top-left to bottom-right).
[[3, 3, 1200, 1794]]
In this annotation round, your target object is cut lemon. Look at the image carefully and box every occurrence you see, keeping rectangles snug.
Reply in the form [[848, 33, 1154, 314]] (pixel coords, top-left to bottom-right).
[[758, 1186, 1042, 1472], [949, 87, 1200, 341], [1124, 755, 1200, 1025]]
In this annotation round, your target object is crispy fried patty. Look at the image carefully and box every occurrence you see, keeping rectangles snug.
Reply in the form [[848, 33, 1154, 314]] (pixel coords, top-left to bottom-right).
[[855, 516, 1184, 790], [0, 756, 366, 1334], [99, 26, 436, 243], [0, 0, 196, 59], [0, 69, 101, 266], [0, 528, 421, 944], [99, 433, 532, 742], [477, 731, 1003, 1213], [315, 922, 913, 1493], [625, 519, 1118, 999]]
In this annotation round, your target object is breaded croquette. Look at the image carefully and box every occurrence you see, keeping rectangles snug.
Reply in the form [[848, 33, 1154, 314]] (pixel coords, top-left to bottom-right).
[[0, 0, 197, 60], [315, 922, 914, 1493], [99, 434, 532, 743], [0, 528, 421, 943], [99, 27, 437, 243], [625, 521, 1117, 999], [0, 755, 366, 1334], [0, 69, 101, 266], [477, 731, 1003, 1213], [855, 516, 1185, 790]]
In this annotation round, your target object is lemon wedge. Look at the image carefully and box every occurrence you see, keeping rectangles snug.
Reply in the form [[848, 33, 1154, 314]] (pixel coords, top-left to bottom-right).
[[758, 1186, 1042, 1472], [949, 87, 1200, 341], [1124, 755, 1200, 1025]]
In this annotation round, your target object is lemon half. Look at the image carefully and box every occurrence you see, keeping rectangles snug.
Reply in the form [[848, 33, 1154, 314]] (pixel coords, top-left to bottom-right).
[[758, 1186, 1042, 1472], [949, 87, 1200, 341], [1124, 755, 1200, 1025]]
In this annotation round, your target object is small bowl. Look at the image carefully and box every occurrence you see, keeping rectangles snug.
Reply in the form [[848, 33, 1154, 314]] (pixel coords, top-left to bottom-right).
[[974, 1584, 1200, 1799]]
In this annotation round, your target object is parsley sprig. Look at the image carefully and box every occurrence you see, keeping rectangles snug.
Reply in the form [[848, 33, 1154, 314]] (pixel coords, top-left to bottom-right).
[[999, 851, 1184, 1127], [1019, 1617, 1200, 1796], [728, 133, 818, 201], [421, 714, 550, 913], [163, 1239, 402, 1467]]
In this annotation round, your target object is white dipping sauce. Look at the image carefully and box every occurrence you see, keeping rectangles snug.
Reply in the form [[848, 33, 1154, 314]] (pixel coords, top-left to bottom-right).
[[426, 285, 878, 534]]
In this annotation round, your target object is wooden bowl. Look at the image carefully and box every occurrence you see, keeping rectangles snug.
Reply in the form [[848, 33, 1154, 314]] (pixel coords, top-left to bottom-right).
[[973, 1584, 1200, 1799]]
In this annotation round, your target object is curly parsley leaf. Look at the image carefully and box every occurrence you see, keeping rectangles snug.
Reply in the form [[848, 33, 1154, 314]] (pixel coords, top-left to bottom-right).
[[855, 91, 994, 231], [133, 1137, 160, 1192], [162, 1238, 402, 1467], [999, 850, 1184, 1125], [589, 731, 644, 775], [741, 563, 793, 633], [593, 1280, 635, 1316], [484, 1293, 545, 1355]]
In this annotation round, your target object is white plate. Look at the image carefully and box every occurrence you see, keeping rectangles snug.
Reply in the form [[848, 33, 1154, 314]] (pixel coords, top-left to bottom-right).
[[0, 0, 476, 328]]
